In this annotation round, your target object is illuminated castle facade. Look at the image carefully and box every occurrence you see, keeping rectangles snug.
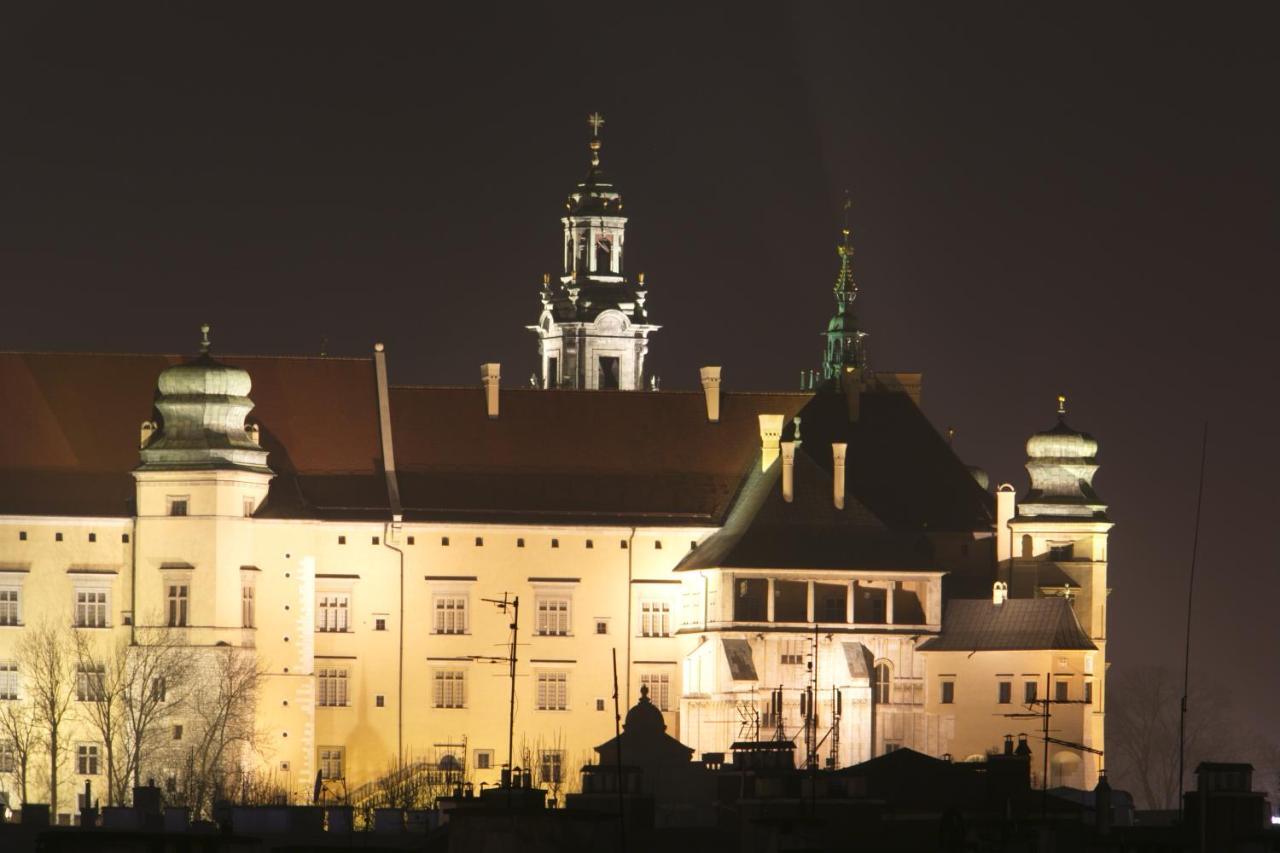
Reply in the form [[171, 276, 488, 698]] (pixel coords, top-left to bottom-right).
[[0, 118, 1109, 816]]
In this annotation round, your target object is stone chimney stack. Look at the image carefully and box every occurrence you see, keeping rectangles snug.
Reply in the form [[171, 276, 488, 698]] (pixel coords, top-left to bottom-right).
[[699, 366, 722, 422], [992, 581, 1008, 606], [996, 484, 1016, 564], [832, 442, 848, 509], [481, 363, 501, 419], [758, 414, 784, 471], [781, 441, 796, 502]]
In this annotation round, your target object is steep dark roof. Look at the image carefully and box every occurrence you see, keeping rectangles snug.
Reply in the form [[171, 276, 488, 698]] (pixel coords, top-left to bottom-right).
[[916, 598, 1095, 652]]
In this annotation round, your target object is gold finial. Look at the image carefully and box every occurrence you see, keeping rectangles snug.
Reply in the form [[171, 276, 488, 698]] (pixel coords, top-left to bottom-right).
[[587, 112, 604, 166], [542, 272, 550, 286], [1057, 394, 1067, 416], [638, 272, 645, 286], [200, 323, 211, 354], [842, 189, 852, 238]]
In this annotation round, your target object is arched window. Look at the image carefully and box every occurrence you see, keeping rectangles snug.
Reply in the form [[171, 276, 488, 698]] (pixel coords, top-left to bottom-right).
[[874, 662, 891, 704]]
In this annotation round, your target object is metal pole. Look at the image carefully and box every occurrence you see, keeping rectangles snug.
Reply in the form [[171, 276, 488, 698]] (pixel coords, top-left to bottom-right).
[[508, 596, 519, 808], [612, 648, 626, 853], [1179, 424, 1209, 820], [1042, 672, 1050, 822]]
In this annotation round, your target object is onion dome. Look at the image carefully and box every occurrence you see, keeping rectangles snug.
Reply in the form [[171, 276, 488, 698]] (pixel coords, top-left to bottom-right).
[[623, 684, 667, 733], [137, 325, 270, 473], [1019, 395, 1106, 520], [565, 111, 623, 217]]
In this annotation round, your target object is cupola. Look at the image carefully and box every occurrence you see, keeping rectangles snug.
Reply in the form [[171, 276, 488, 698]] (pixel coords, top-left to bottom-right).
[[1018, 395, 1106, 520]]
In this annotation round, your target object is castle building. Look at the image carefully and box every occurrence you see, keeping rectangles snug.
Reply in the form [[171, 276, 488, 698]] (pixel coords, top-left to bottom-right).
[[0, 117, 1108, 817]]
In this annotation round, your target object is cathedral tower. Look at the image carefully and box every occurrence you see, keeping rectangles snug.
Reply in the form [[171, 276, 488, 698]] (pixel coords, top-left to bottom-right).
[[529, 114, 659, 390]]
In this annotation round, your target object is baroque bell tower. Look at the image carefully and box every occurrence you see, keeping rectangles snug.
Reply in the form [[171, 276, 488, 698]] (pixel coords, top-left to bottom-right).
[[528, 113, 659, 390], [822, 193, 868, 381]]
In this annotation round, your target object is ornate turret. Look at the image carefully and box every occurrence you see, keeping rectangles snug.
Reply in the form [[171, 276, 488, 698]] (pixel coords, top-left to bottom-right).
[[528, 114, 659, 390], [1018, 395, 1107, 520], [822, 193, 868, 381], [138, 325, 270, 473]]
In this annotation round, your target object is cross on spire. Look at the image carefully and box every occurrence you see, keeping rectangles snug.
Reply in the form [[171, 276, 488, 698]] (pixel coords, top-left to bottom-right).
[[588, 112, 605, 137]]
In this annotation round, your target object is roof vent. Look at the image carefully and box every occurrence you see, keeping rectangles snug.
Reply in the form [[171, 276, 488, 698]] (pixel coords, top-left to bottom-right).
[[832, 442, 848, 509], [699, 366, 722, 423], [780, 441, 796, 503], [992, 581, 1008, 606], [481, 363, 501, 419]]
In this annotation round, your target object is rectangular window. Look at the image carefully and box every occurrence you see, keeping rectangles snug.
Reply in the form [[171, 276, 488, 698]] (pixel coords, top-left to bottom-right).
[[0, 742, 14, 773], [598, 356, 620, 390], [75, 590, 108, 628], [0, 662, 18, 700], [243, 497, 255, 518], [433, 671, 466, 709], [536, 597, 570, 636], [733, 578, 768, 622], [640, 673, 670, 711], [242, 585, 255, 628], [773, 579, 808, 622], [77, 665, 105, 702], [317, 668, 349, 707], [151, 677, 166, 702], [780, 639, 805, 666], [172, 725, 183, 741], [1055, 681, 1069, 702], [640, 601, 670, 637], [375, 617, 387, 631], [539, 749, 564, 784], [884, 741, 901, 754], [1024, 681, 1039, 704], [167, 496, 189, 517], [166, 584, 188, 627], [998, 681, 1012, 704], [1084, 681, 1094, 705], [0, 589, 18, 626], [319, 747, 344, 780], [815, 583, 848, 623], [536, 671, 568, 711], [317, 593, 350, 633], [433, 597, 468, 634], [76, 743, 100, 775], [940, 681, 955, 704], [546, 356, 558, 388], [474, 749, 494, 770]]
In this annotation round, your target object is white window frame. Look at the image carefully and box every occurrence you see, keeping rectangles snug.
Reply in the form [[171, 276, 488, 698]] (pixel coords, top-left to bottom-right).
[[241, 583, 256, 629], [317, 592, 351, 633], [640, 672, 670, 711], [319, 746, 345, 780], [536, 671, 568, 711], [76, 743, 101, 775], [0, 584, 22, 627], [317, 667, 349, 707], [433, 595, 468, 635], [535, 596, 571, 637], [0, 661, 18, 700], [74, 582, 111, 629], [640, 600, 670, 637], [77, 664, 106, 702], [433, 670, 466, 709], [166, 582, 189, 627]]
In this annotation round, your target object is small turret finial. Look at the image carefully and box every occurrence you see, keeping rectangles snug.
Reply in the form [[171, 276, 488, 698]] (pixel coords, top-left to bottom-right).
[[841, 189, 852, 239], [1057, 394, 1067, 417], [199, 323, 211, 354]]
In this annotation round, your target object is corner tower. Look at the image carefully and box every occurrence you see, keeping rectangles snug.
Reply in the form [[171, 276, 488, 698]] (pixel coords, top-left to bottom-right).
[[529, 113, 659, 390]]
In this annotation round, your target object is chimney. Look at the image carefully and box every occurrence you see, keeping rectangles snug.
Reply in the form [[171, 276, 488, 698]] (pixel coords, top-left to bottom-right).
[[992, 581, 1008, 606], [996, 484, 1016, 564], [139, 420, 156, 449], [839, 367, 861, 421], [758, 414, 784, 470], [780, 441, 796, 502], [699, 366, 722, 422], [246, 422, 261, 445], [1003, 733, 1015, 756], [831, 442, 848, 509], [481, 363, 501, 419]]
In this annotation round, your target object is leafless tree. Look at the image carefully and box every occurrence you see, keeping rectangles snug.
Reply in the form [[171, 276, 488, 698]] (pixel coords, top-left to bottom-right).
[[18, 622, 76, 814], [172, 646, 263, 817], [1108, 664, 1241, 809], [0, 697, 42, 805], [73, 626, 195, 805]]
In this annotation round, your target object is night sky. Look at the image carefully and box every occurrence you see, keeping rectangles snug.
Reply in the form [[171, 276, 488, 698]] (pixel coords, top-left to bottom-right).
[[1, 7, 1276, 734]]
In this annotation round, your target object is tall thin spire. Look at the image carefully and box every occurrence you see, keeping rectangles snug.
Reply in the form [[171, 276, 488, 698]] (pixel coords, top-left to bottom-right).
[[822, 190, 868, 380]]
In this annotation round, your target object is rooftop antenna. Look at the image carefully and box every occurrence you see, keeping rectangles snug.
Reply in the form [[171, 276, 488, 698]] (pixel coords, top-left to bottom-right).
[[1178, 423, 1209, 820], [611, 648, 627, 853], [477, 593, 520, 808]]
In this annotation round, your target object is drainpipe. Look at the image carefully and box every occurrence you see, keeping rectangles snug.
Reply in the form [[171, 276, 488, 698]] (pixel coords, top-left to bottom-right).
[[626, 527, 636, 708], [372, 342, 405, 759]]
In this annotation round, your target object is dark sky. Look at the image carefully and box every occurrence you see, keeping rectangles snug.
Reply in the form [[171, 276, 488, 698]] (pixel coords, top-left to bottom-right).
[[1, 7, 1276, 731]]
